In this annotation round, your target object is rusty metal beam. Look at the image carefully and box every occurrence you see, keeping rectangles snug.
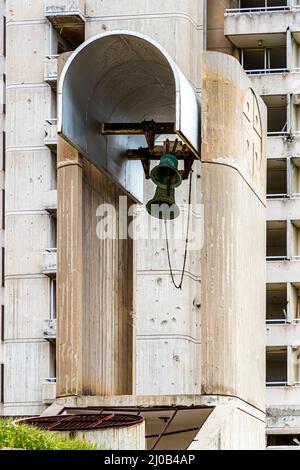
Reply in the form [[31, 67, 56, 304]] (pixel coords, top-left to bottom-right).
[[101, 121, 175, 136]]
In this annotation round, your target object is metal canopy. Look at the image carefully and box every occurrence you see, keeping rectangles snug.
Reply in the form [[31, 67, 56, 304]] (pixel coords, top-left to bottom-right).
[[58, 31, 201, 202]]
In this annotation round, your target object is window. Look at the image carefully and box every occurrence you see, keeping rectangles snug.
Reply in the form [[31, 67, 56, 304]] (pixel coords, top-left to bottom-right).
[[50, 279, 56, 320], [291, 221, 300, 258], [291, 158, 300, 195], [50, 215, 57, 249], [266, 284, 287, 323], [263, 95, 287, 135], [240, 0, 288, 9], [268, 434, 300, 447], [49, 343, 56, 380], [290, 284, 300, 321], [266, 347, 288, 386], [267, 221, 287, 259], [242, 47, 286, 72], [267, 159, 287, 198], [242, 49, 265, 71]]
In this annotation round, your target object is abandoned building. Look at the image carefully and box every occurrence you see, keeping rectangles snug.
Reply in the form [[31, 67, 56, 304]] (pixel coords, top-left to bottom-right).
[[0, 0, 299, 450]]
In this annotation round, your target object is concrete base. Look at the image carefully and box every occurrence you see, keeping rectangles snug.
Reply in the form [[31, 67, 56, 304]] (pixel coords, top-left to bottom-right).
[[42, 394, 265, 450]]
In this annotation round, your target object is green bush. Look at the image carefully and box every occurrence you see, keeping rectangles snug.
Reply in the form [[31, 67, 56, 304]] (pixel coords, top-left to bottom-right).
[[0, 419, 102, 450]]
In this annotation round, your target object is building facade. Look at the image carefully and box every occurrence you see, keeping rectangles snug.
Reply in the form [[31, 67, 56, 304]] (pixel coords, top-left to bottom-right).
[[207, 0, 300, 448], [2, 0, 297, 450]]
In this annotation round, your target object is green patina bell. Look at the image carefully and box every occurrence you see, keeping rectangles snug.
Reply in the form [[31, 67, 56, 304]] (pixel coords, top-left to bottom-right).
[[146, 186, 180, 220], [150, 153, 182, 189]]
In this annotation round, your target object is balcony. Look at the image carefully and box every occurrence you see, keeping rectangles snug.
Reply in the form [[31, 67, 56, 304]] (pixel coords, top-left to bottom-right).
[[250, 71, 300, 96], [43, 319, 56, 341], [44, 119, 57, 151], [267, 322, 300, 345], [225, 5, 298, 47], [268, 198, 300, 221], [268, 259, 300, 283], [45, 0, 85, 25], [267, 385, 300, 406], [44, 55, 58, 89], [45, 1, 85, 48], [42, 378, 56, 405], [43, 248, 57, 277], [267, 134, 300, 159]]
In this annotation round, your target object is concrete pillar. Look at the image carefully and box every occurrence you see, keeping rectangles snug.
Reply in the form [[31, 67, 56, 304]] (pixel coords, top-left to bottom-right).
[[57, 136, 135, 397], [56, 136, 83, 396], [200, 52, 267, 448]]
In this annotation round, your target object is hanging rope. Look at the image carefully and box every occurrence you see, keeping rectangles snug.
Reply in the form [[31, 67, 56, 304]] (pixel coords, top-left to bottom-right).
[[164, 170, 193, 290]]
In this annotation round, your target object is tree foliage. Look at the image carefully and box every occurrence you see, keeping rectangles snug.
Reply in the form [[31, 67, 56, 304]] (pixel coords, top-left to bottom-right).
[[0, 419, 102, 450]]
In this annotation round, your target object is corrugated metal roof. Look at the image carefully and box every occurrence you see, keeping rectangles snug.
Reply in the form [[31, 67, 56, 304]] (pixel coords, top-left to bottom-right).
[[24, 414, 144, 431]]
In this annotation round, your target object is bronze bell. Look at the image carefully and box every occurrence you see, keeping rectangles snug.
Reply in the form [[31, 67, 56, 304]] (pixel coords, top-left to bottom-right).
[[150, 153, 182, 189], [146, 186, 180, 220]]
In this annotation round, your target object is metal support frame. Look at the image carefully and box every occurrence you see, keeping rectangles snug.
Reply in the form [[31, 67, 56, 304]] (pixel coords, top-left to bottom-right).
[[101, 120, 197, 180]]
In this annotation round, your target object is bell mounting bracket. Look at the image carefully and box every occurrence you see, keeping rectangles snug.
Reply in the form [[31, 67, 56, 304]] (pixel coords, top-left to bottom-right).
[[101, 120, 197, 180]]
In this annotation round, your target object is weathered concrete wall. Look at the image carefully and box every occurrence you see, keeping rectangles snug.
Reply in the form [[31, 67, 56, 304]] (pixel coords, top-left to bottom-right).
[[57, 135, 134, 397], [201, 52, 267, 414], [0, 0, 5, 417], [85, 0, 204, 90], [267, 405, 300, 434], [58, 421, 145, 450], [207, 0, 238, 54], [82, 0, 205, 395], [4, 0, 54, 416], [190, 398, 265, 450]]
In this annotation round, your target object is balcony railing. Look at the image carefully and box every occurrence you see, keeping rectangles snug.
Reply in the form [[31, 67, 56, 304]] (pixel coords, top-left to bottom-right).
[[43, 248, 57, 276], [43, 319, 56, 340], [266, 381, 288, 386], [225, 6, 291, 15], [245, 68, 289, 75], [266, 319, 287, 324], [267, 194, 289, 200]]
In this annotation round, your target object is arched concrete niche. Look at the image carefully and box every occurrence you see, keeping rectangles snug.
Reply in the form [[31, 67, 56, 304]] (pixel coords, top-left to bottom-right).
[[58, 31, 201, 201]]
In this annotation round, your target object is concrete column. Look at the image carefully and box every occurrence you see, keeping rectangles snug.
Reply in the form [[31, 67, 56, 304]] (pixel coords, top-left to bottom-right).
[[200, 52, 267, 448], [56, 136, 83, 396]]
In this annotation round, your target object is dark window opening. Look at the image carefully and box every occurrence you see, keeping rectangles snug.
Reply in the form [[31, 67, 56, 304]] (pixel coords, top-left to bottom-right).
[[50, 216, 57, 249], [49, 343, 56, 380], [243, 49, 265, 70], [266, 347, 288, 385], [240, 0, 288, 8], [268, 434, 300, 447], [267, 159, 287, 197], [266, 284, 287, 323], [267, 221, 287, 258], [263, 96, 287, 134]]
